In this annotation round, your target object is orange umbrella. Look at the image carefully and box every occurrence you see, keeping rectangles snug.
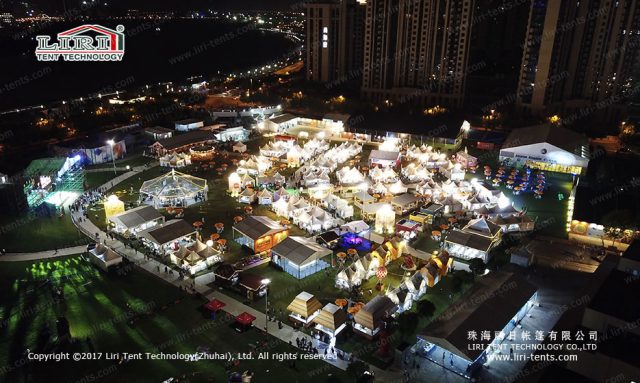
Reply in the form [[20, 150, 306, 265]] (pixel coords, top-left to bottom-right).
[[535, 189, 544, 195], [193, 221, 203, 228], [215, 222, 224, 230], [217, 239, 227, 246], [280, 219, 290, 225], [335, 299, 348, 307], [347, 307, 360, 314], [336, 252, 347, 259], [234, 216, 243, 223], [439, 224, 449, 230], [244, 206, 253, 213], [448, 217, 457, 224], [210, 233, 220, 241], [431, 230, 441, 236], [347, 248, 358, 256]]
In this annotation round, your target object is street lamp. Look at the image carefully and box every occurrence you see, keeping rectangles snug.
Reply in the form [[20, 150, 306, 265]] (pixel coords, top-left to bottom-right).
[[262, 278, 271, 331], [106, 139, 117, 175]]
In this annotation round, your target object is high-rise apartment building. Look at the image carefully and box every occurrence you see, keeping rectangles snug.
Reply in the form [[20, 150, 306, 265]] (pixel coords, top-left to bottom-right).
[[305, 0, 366, 84], [517, 0, 640, 121], [361, 0, 475, 108]]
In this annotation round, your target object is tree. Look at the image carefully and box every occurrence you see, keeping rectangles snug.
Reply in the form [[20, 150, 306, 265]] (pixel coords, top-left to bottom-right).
[[468, 258, 486, 279], [397, 312, 419, 339], [416, 299, 436, 320]]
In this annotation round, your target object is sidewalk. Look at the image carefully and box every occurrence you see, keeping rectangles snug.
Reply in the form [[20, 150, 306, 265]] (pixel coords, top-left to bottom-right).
[[1, 246, 88, 262]]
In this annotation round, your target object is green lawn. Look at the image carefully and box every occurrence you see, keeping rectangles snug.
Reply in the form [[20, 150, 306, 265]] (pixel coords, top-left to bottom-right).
[[0, 210, 88, 253], [0, 255, 350, 383], [83, 170, 128, 190], [84, 154, 153, 171]]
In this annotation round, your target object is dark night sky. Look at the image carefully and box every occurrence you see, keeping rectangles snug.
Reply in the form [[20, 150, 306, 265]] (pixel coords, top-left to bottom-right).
[[2, 0, 301, 13]]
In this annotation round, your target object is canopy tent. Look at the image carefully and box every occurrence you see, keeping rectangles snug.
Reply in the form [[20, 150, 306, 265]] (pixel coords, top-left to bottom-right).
[[88, 244, 123, 271], [287, 292, 323, 324], [235, 312, 256, 326], [159, 152, 191, 168], [204, 298, 226, 312], [353, 295, 397, 339], [140, 169, 207, 208], [313, 303, 348, 336], [232, 142, 247, 153], [108, 205, 165, 235], [271, 236, 332, 278]]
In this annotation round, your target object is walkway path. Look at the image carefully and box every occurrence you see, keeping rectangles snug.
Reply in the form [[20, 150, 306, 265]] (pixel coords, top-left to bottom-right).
[[1, 246, 88, 262]]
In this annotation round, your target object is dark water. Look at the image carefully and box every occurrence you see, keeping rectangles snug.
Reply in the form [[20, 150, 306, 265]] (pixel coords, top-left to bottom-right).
[[0, 19, 297, 109]]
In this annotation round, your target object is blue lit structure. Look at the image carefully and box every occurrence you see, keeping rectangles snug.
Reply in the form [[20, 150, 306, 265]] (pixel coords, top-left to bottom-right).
[[414, 272, 537, 378]]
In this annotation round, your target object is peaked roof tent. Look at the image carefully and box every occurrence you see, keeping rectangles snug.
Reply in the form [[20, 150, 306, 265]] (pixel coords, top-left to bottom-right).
[[271, 236, 332, 266], [287, 292, 323, 318], [139, 219, 196, 246], [108, 205, 163, 229], [369, 150, 401, 161], [140, 169, 207, 199], [354, 295, 397, 330], [501, 124, 588, 157], [233, 215, 285, 240], [313, 303, 348, 331], [464, 218, 502, 237], [270, 113, 298, 124], [418, 272, 537, 361]]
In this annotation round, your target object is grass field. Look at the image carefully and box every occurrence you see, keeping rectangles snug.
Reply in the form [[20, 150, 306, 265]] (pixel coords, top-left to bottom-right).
[[0, 255, 350, 383], [0, 209, 88, 253]]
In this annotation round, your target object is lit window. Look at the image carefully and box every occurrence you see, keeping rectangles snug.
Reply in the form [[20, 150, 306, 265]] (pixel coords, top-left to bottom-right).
[[322, 41, 328, 48]]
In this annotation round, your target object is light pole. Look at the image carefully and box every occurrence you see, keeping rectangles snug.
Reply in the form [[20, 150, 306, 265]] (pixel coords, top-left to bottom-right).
[[262, 278, 271, 331], [106, 139, 117, 175]]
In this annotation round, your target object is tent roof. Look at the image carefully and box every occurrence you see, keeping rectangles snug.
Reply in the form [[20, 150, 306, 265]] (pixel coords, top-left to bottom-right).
[[108, 205, 163, 229], [234, 216, 285, 240], [445, 229, 494, 252], [236, 312, 256, 325], [271, 236, 331, 266], [270, 113, 298, 124], [501, 124, 587, 157], [464, 218, 502, 237], [156, 130, 213, 150], [354, 296, 397, 329], [140, 169, 207, 198], [369, 150, 400, 161], [419, 272, 536, 361], [287, 291, 323, 318], [204, 298, 226, 312], [391, 193, 419, 206], [313, 303, 348, 331], [140, 219, 196, 246]]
